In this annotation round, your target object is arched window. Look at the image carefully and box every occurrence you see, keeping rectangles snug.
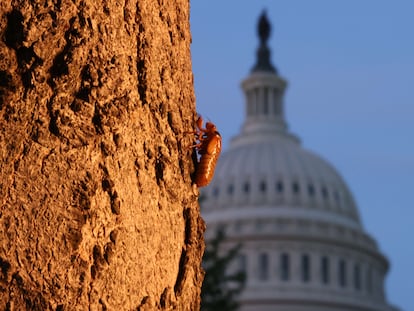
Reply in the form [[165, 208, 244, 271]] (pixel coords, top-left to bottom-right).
[[276, 181, 284, 193], [258, 253, 269, 281], [259, 180, 267, 193], [227, 184, 234, 195], [308, 184, 315, 197], [243, 182, 250, 193], [354, 263, 361, 290], [338, 259, 347, 287], [280, 253, 290, 281], [301, 254, 311, 282], [292, 182, 300, 194], [238, 254, 247, 275], [321, 256, 330, 284], [321, 186, 329, 200], [212, 187, 219, 198]]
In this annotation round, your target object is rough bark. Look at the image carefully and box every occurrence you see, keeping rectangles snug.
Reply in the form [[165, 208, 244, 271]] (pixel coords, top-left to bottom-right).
[[0, 1, 204, 310]]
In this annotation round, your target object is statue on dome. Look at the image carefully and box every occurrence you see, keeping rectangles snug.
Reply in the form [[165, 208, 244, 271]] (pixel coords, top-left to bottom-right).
[[252, 10, 276, 73], [258, 10, 271, 44]]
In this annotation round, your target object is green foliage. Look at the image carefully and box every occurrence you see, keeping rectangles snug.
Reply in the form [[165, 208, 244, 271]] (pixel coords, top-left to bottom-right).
[[201, 229, 246, 311]]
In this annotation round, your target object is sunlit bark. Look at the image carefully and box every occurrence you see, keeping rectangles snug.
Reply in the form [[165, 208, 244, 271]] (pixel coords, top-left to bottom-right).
[[0, 1, 204, 309]]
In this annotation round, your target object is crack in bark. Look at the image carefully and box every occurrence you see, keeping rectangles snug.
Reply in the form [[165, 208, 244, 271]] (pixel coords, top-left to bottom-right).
[[5, 9, 43, 90]]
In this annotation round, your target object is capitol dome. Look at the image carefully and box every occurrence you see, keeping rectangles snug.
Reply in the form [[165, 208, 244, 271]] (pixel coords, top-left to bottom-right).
[[206, 113, 361, 231], [201, 11, 399, 311]]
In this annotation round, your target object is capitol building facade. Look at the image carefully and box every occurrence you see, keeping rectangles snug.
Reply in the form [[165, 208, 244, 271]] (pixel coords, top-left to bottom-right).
[[201, 12, 399, 311]]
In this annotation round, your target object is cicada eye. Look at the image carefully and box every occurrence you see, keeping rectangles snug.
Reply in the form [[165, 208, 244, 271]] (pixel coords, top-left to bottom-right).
[[206, 122, 216, 131]]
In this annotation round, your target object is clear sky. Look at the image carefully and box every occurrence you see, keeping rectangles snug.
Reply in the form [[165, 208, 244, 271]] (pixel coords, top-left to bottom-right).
[[190, 1, 413, 310]]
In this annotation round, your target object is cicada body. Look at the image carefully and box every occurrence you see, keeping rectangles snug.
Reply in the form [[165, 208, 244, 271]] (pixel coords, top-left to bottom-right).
[[194, 116, 222, 187]]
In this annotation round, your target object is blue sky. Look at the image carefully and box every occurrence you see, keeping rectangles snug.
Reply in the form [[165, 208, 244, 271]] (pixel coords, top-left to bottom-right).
[[190, 1, 414, 310]]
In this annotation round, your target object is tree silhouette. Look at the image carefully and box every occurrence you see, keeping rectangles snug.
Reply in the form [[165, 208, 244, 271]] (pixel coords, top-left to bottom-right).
[[201, 229, 246, 311]]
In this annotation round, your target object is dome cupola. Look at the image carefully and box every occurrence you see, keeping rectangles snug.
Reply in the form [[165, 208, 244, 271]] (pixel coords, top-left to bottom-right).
[[241, 11, 292, 139]]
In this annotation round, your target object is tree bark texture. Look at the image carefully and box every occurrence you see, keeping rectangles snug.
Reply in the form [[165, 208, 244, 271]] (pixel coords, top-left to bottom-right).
[[0, 1, 204, 310]]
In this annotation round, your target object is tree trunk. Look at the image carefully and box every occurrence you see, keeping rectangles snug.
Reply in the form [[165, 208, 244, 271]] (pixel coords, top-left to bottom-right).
[[0, 1, 204, 310]]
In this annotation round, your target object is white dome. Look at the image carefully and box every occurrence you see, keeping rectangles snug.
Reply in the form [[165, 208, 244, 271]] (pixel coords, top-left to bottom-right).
[[204, 131, 361, 230]]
